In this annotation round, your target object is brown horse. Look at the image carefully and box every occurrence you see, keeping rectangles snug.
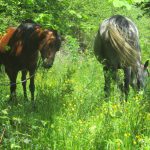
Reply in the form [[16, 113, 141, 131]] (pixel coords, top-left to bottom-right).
[[94, 15, 149, 100], [0, 19, 61, 104]]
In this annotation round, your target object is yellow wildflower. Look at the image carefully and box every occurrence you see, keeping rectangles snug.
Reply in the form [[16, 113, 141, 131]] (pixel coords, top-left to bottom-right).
[[124, 133, 131, 137]]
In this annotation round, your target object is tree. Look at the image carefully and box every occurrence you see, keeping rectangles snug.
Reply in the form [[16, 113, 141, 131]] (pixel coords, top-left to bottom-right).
[[109, 0, 150, 16]]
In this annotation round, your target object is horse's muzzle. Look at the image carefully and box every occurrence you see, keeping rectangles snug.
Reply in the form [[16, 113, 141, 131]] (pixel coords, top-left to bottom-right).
[[42, 58, 53, 69], [42, 63, 53, 69]]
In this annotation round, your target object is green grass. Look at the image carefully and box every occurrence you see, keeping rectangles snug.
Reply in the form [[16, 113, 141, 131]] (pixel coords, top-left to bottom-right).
[[0, 49, 150, 149]]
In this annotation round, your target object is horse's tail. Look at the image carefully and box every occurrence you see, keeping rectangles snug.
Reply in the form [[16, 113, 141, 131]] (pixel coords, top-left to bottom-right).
[[107, 22, 139, 70]]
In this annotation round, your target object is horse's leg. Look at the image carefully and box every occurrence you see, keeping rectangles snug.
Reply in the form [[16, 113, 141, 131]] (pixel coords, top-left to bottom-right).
[[111, 69, 117, 84], [103, 66, 111, 98], [112, 69, 124, 99], [123, 67, 131, 101], [29, 69, 35, 106], [5, 68, 18, 102], [21, 70, 28, 100]]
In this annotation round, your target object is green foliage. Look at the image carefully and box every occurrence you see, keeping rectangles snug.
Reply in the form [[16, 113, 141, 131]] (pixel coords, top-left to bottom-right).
[[109, 0, 149, 7], [0, 0, 148, 51], [109, 0, 150, 14]]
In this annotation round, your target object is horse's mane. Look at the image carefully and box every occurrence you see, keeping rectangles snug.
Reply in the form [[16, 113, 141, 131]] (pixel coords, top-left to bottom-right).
[[0, 27, 16, 52], [21, 19, 37, 24]]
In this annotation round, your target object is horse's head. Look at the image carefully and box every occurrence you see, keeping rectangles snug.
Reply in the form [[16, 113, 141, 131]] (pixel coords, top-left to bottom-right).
[[136, 60, 149, 90], [39, 29, 61, 68]]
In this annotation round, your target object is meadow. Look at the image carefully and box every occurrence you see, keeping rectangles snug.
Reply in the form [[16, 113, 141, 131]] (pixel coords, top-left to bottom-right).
[[0, 36, 150, 149], [0, 0, 150, 149]]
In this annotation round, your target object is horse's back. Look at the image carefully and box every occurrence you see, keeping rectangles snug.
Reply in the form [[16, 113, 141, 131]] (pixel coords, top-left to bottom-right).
[[100, 15, 139, 47], [94, 15, 141, 68], [8, 20, 40, 56]]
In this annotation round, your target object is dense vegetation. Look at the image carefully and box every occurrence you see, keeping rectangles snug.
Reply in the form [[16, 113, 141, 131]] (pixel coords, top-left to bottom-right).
[[0, 0, 149, 149]]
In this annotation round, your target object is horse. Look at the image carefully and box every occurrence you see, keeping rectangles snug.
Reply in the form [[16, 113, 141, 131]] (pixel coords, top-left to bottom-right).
[[0, 19, 61, 104], [94, 15, 149, 100]]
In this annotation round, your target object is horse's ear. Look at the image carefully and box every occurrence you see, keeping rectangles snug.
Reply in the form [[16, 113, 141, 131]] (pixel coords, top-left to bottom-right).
[[144, 60, 149, 69]]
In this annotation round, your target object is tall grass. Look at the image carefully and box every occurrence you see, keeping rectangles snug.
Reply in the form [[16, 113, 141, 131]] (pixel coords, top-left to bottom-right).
[[0, 44, 149, 149]]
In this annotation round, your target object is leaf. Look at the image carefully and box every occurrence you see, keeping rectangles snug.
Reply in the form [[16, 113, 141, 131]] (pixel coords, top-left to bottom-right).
[[23, 138, 31, 144], [108, 0, 114, 2], [31, 125, 39, 130], [69, 10, 82, 19], [41, 120, 48, 127], [69, 10, 76, 15], [113, 0, 132, 10], [12, 117, 22, 124], [0, 116, 9, 119], [1, 109, 8, 115], [133, 0, 148, 3], [11, 143, 21, 149], [26, 0, 34, 5], [76, 13, 82, 19]]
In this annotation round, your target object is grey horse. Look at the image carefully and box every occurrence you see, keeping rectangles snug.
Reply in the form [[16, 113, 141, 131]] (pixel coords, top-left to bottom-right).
[[94, 15, 149, 100]]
